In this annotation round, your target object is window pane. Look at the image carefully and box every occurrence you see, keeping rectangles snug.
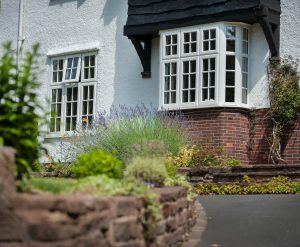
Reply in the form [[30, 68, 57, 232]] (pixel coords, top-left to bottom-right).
[[67, 58, 73, 68], [57, 104, 61, 117], [226, 88, 235, 102], [183, 75, 189, 89], [171, 77, 176, 90], [184, 33, 190, 42], [203, 59, 209, 71], [172, 45, 177, 55], [58, 72, 63, 82], [65, 69, 71, 80], [242, 89, 247, 104], [191, 32, 197, 41], [226, 26, 236, 39], [73, 87, 78, 100], [52, 89, 56, 102], [90, 55, 95, 66], [171, 63, 177, 74], [210, 58, 215, 70], [210, 88, 215, 100], [190, 90, 196, 102], [65, 118, 71, 131], [172, 35, 177, 44], [203, 73, 208, 87], [56, 118, 61, 132], [73, 103, 77, 115], [210, 29, 216, 39], [89, 86, 94, 99], [184, 44, 189, 53], [59, 60, 63, 70], [203, 41, 209, 51], [53, 72, 57, 83], [73, 57, 79, 67], [226, 40, 235, 52], [202, 89, 208, 101], [203, 30, 209, 40], [165, 77, 170, 91], [84, 56, 89, 67], [83, 86, 88, 100], [210, 40, 216, 50], [191, 61, 196, 72], [190, 74, 196, 88], [164, 92, 169, 104], [71, 69, 77, 79], [89, 101, 93, 114], [226, 56, 235, 70], [183, 62, 189, 73], [182, 91, 188, 103], [50, 118, 55, 132], [226, 72, 235, 86], [166, 36, 171, 45], [57, 89, 62, 102], [166, 46, 171, 56], [171, 92, 176, 103], [191, 43, 197, 53], [210, 72, 215, 86], [165, 64, 170, 75], [90, 68, 94, 80], [53, 60, 58, 71], [84, 68, 89, 79]]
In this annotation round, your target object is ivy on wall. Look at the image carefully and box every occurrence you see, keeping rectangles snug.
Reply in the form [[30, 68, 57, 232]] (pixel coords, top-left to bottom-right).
[[266, 57, 300, 164]]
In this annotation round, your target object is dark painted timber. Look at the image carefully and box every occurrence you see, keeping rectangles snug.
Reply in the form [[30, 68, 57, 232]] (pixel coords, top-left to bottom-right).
[[124, 0, 281, 76]]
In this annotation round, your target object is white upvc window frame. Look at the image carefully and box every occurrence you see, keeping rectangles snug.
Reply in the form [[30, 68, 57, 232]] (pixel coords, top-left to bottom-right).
[[180, 28, 199, 57], [48, 52, 97, 137], [159, 21, 251, 111], [162, 31, 180, 59]]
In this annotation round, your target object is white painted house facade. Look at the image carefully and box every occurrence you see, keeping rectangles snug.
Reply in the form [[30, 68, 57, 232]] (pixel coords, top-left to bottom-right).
[[0, 0, 299, 161]]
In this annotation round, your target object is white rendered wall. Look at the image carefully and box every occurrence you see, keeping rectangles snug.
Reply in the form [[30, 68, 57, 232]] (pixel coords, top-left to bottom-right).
[[0, 1, 19, 50], [280, 0, 300, 72]]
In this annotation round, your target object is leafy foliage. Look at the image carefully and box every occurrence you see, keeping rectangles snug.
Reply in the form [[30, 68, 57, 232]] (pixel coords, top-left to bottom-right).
[[0, 42, 42, 178], [267, 57, 300, 163], [125, 157, 168, 185], [167, 144, 240, 167], [196, 176, 300, 195], [71, 149, 124, 179]]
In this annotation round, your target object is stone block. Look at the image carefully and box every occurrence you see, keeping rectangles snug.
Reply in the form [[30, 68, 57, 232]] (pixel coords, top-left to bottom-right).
[[114, 197, 142, 218], [152, 187, 187, 203], [0, 209, 26, 241], [112, 216, 143, 243]]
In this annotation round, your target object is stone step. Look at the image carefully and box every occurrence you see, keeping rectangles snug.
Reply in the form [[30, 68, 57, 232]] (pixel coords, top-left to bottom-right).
[[231, 164, 300, 174], [213, 171, 300, 184]]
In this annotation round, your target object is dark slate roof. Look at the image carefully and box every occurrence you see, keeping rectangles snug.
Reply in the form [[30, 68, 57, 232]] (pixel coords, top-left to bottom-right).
[[124, 0, 280, 37]]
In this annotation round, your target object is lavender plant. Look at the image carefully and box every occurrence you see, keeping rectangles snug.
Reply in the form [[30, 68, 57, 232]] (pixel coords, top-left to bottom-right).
[[69, 104, 190, 163]]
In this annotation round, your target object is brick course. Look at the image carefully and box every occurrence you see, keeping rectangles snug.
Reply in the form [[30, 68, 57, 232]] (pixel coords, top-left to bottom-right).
[[181, 107, 300, 165]]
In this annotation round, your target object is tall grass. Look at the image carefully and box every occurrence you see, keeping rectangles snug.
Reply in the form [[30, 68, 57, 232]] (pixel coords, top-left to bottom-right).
[[69, 104, 190, 163]]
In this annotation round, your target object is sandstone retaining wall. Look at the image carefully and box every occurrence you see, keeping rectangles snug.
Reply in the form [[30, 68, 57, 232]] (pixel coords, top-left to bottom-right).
[[0, 148, 196, 247]]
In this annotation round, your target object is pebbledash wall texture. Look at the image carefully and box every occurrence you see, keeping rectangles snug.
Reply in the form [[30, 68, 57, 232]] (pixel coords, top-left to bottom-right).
[[0, 0, 299, 164]]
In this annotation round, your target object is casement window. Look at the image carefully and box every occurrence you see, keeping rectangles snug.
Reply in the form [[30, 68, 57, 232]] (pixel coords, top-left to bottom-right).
[[160, 22, 250, 109], [49, 53, 97, 133]]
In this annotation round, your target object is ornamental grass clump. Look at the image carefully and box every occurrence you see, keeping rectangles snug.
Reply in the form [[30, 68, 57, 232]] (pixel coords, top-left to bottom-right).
[[70, 104, 190, 163]]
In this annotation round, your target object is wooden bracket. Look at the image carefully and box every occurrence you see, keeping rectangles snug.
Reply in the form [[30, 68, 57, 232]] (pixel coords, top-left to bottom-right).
[[255, 5, 280, 57], [130, 37, 152, 78]]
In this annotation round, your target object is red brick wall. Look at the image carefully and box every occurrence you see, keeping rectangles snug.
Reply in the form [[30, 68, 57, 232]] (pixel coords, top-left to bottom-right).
[[181, 108, 300, 165]]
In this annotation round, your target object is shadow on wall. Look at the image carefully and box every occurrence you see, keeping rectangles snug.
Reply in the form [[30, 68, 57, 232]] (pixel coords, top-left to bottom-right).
[[49, 0, 86, 8], [101, 0, 158, 108]]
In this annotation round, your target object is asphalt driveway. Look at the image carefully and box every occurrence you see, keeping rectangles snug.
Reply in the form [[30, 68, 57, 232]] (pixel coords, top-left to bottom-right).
[[198, 195, 300, 247]]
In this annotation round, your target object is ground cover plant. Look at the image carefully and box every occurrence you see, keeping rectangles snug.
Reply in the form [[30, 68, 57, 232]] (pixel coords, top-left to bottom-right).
[[196, 176, 300, 195]]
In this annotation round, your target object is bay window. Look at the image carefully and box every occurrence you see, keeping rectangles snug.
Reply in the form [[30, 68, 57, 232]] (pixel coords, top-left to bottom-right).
[[49, 53, 97, 134], [160, 22, 250, 109]]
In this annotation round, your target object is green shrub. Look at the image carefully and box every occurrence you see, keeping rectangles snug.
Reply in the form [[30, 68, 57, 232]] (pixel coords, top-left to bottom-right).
[[71, 149, 124, 179], [0, 42, 42, 179], [125, 157, 168, 185], [167, 143, 240, 168], [196, 176, 300, 195]]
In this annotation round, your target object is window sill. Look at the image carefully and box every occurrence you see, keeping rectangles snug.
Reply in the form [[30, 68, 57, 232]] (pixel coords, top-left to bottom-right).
[[159, 103, 251, 111]]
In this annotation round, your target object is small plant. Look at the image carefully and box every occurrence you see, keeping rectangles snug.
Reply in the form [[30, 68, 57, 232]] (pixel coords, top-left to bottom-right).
[[125, 157, 168, 186], [224, 159, 241, 167], [0, 42, 43, 179], [71, 149, 124, 179]]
